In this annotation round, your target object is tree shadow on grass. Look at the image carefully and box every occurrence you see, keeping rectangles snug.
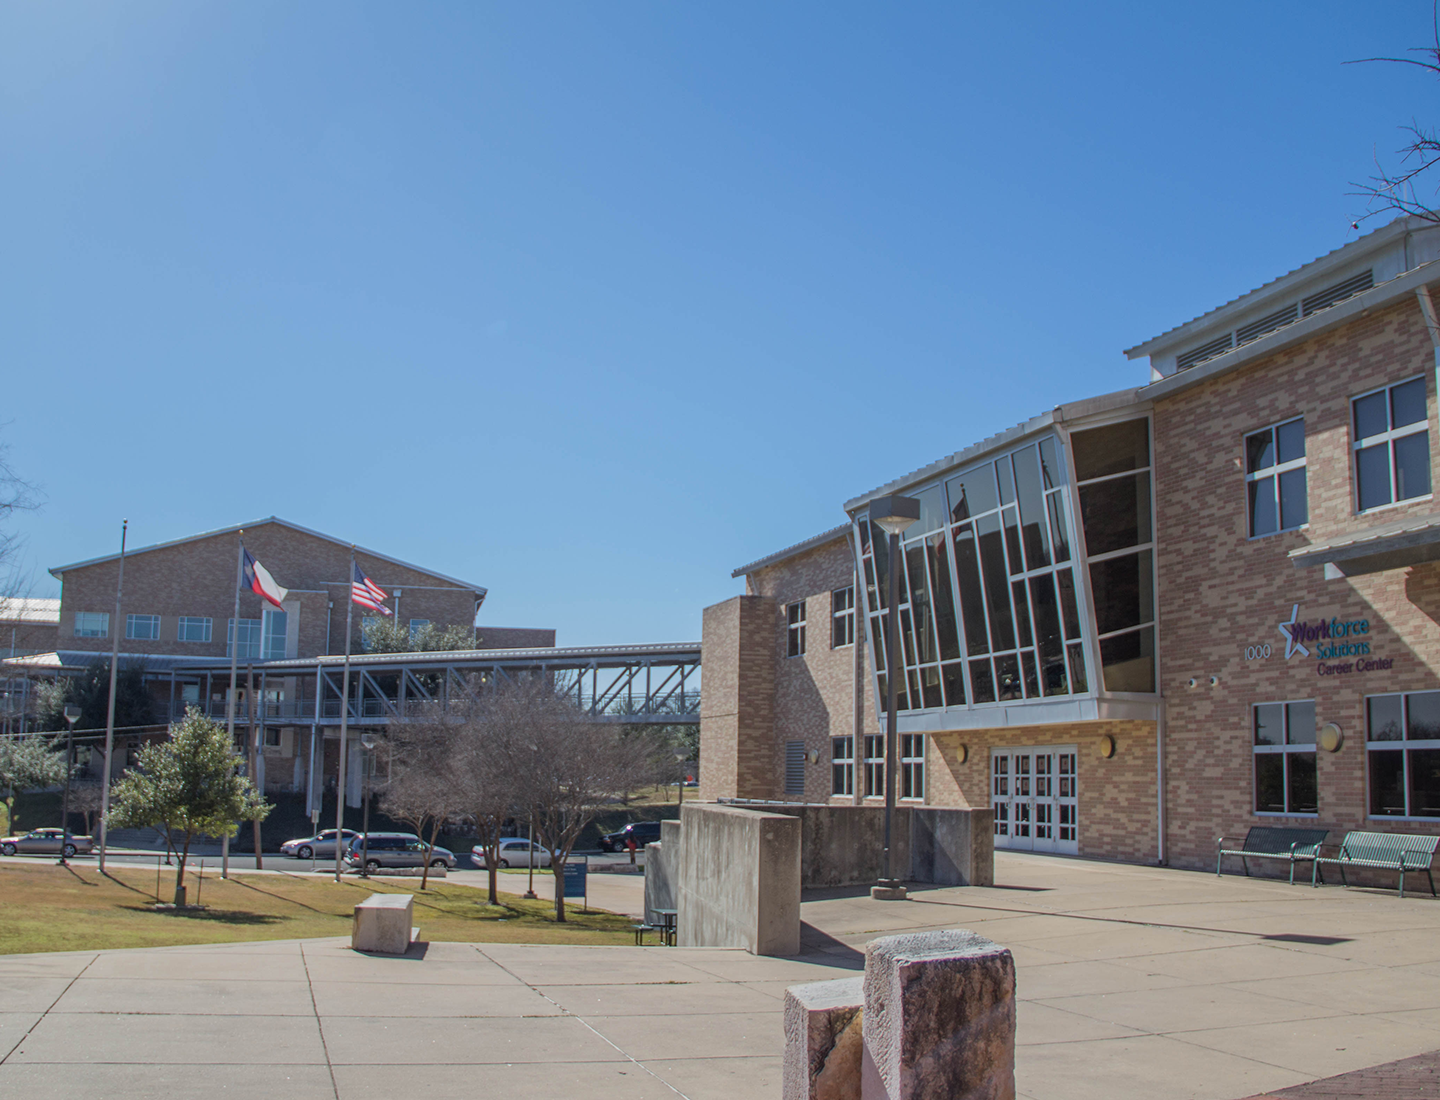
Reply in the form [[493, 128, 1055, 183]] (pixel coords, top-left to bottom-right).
[[118, 905, 288, 926]]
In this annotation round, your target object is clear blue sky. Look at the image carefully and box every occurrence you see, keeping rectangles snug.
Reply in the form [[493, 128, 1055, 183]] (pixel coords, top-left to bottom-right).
[[1, 3, 1431, 644]]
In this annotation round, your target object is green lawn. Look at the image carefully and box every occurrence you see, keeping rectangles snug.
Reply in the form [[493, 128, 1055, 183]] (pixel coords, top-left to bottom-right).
[[0, 861, 635, 955]]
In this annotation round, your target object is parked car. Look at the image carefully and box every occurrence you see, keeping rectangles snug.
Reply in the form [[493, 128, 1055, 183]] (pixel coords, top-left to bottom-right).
[[471, 837, 551, 869], [598, 821, 663, 853], [1, 828, 94, 857], [343, 832, 455, 871], [280, 829, 360, 859]]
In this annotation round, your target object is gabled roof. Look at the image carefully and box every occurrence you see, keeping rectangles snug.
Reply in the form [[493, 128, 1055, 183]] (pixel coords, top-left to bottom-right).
[[49, 517, 487, 596]]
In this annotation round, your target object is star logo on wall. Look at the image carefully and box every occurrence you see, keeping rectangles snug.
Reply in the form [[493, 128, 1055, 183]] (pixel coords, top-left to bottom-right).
[[1278, 603, 1308, 659]]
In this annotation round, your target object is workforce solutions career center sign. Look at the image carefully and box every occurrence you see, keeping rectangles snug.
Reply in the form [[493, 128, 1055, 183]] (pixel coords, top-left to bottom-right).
[[1272, 604, 1393, 678]]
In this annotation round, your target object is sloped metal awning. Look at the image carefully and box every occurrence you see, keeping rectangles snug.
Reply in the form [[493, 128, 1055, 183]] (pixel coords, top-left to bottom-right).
[[1290, 512, 1440, 577]]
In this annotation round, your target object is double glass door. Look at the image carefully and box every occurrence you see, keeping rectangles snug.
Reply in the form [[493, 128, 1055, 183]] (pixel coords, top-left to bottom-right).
[[992, 746, 1078, 854]]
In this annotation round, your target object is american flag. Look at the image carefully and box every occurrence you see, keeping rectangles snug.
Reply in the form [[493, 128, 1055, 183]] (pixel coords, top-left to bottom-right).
[[351, 563, 393, 615]]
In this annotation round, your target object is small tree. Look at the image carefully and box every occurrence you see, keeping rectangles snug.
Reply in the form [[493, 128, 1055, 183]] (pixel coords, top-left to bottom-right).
[[107, 708, 270, 905], [362, 619, 476, 655], [438, 681, 521, 906], [503, 678, 651, 922], [379, 718, 469, 890], [0, 735, 67, 833], [67, 778, 109, 836], [36, 659, 154, 735]]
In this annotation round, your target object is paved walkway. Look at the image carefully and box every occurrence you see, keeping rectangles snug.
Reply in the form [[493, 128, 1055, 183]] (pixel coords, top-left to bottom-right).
[[1240, 1050, 1440, 1098], [2, 851, 1439, 1099]]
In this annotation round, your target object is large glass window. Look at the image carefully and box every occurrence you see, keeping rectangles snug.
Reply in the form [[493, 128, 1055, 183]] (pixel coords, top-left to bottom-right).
[[1367, 690, 1440, 818], [125, 614, 161, 641], [1245, 417, 1307, 536], [1353, 377, 1431, 512], [1072, 418, 1156, 693], [855, 434, 1087, 714], [786, 600, 806, 657], [262, 609, 288, 660], [831, 736, 854, 796], [832, 587, 855, 648], [177, 616, 212, 643], [73, 612, 108, 638], [1253, 700, 1317, 814], [227, 618, 262, 659]]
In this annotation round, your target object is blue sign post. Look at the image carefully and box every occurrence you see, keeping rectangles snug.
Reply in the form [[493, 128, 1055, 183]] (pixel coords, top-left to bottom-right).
[[562, 857, 588, 911]]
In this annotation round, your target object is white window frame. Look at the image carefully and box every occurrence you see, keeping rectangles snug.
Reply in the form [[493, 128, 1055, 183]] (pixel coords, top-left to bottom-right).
[[786, 600, 807, 658], [73, 612, 108, 639], [1252, 699, 1318, 817], [177, 616, 213, 643], [863, 733, 885, 799], [261, 608, 288, 660], [831, 736, 854, 796], [125, 614, 161, 641], [831, 587, 855, 649], [900, 733, 925, 801], [1365, 689, 1440, 820], [227, 618, 262, 660], [409, 618, 431, 639], [1244, 416, 1307, 538], [1352, 376, 1432, 514]]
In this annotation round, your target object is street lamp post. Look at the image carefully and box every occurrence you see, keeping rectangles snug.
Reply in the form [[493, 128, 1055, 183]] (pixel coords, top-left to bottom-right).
[[57, 705, 82, 865], [867, 494, 920, 902], [359, 734, 377, 877]]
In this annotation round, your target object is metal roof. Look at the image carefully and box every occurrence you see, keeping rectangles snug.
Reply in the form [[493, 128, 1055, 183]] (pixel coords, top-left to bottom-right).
[[49, 516, 488, 597], [731, 526, 851, 579], [170, 641, 702, 675], [1289, 511, 1440, 577]]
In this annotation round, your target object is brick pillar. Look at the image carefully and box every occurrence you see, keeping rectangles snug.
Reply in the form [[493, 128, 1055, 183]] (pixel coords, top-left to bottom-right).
[[700, 595, 777, 801]]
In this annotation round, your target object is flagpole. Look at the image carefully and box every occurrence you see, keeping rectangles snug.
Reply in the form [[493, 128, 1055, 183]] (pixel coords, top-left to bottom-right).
[[96, 519, 128, 875], [222, 531, 244, 880], [335, 549, 358, 883]]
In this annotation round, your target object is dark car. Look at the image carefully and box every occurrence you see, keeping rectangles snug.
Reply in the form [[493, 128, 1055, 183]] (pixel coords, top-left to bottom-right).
[[598, 821, 663, 853]]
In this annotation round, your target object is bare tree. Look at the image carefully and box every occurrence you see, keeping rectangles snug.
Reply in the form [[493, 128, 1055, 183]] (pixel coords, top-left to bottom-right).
[[442, 680, 524, 907], [379, 716, 470, 890], [500, 676, 652, 922], [1350, 13, 1440, 224], [0, 438, 40, 596]]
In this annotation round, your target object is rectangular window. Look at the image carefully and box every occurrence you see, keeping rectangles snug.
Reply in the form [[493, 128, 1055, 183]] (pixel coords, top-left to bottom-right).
[[786, 600, 807, 657], [360, 615, 380, 651], [227, 618, 262, 659], [73, 612, 108, 638], [264, 727, 282, 748], [831, 736, 854, 796], [1253, 700, 1318, 815], [409, 618, 431, 639], [177, 616, 213, 643], [831, 587, 855, 648], [125, 614, 161, 641], [784, 740, 805, 796], [262, 609, 288, 660], [1354, 377, 1431, 512], [863, 734, 885, 798], [1246, 417, 1307, 536], [1367, 690, 1440, 818], [901, 734, 925, 800]]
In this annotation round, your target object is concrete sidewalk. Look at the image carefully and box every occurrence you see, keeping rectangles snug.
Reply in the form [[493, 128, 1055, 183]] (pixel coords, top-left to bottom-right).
[[2, 851, 1438, 1099]]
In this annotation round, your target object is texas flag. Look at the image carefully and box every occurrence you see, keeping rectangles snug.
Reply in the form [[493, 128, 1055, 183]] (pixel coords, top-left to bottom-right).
[[241, 548, 289, 610]]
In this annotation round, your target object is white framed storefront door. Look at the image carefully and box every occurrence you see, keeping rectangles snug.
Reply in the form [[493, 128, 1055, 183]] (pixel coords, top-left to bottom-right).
[[991, 745, 1078, 855]]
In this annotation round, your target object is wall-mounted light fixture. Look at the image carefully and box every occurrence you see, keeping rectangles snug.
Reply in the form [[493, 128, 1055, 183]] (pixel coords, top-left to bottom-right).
[[1319, 722, 1344, 753], [1187, 678, 1198, 689], [956, 743, 969, 765], [1099, 734, 1116, 759], [1209, 675, 1219, 687], [808, 749, 820, 765]]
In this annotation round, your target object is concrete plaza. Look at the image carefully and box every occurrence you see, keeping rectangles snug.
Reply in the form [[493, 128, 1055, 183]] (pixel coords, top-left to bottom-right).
[[2, 851, 1439, 1099]]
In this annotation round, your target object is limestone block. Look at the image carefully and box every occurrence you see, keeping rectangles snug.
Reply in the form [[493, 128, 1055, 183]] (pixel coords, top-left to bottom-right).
[[783, 977, 863, 1100], [352, 893, 415, 954], [861, 930, 1015, 1100]]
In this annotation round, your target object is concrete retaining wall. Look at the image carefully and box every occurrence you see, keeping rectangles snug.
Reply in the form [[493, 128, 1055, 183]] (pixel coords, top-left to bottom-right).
[[675, 803, 801, 956], [643, 819, 682, 926], [725, 803, 993, 888]]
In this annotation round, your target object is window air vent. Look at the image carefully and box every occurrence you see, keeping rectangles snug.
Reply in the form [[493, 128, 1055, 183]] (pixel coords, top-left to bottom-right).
[[1176, 333, 1235, 371], [1301, 270, 1373, 316], [784, 740, 805, 795], [1235, 304, 1299, 346]]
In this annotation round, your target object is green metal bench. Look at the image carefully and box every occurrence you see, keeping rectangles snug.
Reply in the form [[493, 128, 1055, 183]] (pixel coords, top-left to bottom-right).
[[1216, 826, 1328, 884], [1310, 830, 1439, 898]]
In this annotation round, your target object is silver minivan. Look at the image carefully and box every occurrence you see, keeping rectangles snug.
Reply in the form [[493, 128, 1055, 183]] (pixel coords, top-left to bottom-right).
[[344, 832, 456, 871]]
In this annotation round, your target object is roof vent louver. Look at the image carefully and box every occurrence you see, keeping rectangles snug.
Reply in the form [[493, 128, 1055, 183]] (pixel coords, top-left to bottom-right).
[[1301, 270, 1373, 316], [1176, 333, 1234, 371], [1235, 303, 1299, 346]]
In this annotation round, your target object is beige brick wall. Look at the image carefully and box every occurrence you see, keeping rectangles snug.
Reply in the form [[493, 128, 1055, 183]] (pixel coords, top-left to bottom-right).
[[699, 595, 778, 801], [475, 626, 557, 650], [1155, 294, 1440, 869], [56, 521, 480, 660]]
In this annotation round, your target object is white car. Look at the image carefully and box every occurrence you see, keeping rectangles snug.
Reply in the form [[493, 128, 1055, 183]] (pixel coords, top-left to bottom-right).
[[472, 837, 551, 868], [280, 829, 360, 859]]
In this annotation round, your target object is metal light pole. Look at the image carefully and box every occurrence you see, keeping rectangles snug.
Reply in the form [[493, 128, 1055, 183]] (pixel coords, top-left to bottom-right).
[[868, 494, 920, 902], [57, 705, 81, 865], [97, 519, 128, 876], [359, 733, 377, 876], [524, 814, 538, 900]]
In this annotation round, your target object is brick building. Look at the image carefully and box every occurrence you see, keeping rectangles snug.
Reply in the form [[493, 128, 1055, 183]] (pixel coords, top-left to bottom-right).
[[703, 215, 1440, 871]]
